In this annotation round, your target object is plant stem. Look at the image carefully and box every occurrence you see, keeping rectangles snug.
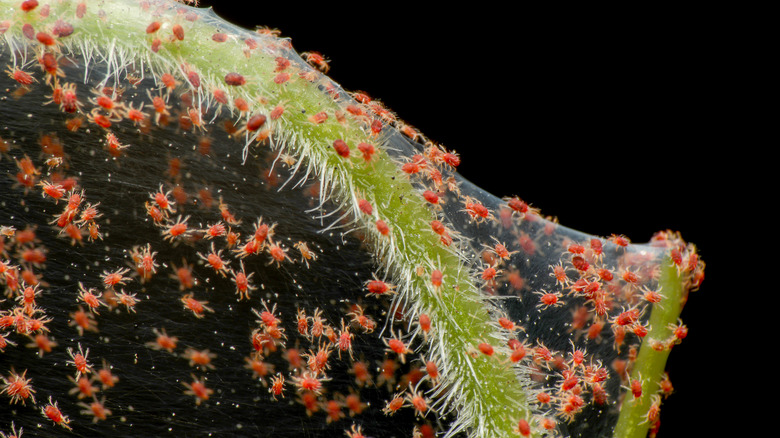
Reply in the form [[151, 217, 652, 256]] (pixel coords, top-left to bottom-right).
[[612, 254, 685, 438]]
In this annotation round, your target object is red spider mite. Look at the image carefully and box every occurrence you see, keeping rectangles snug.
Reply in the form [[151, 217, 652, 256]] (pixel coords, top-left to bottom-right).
[[182, 375, 213, 405], [424, 359, 440, 382], [116, 290, 140, 312], [69, 306, 98, 335], [535, 290, 563, 308], [66, 343, 92, 379], [401, 161, 421, 175], [35, 31, 57, 47], [463, 197, 491, 222], [1, 368, 36, 405], [58, 82, 81, 113], [302, 51, 330, 73], [267, 242, 290, 266], [183, 348, 217, 371], [324, 398, 344, 424], [641, 286, 664, 304], [234, 237, 261, 259], [198, 242, 231, 276], [517, 419, 531, 437], [632, 322, 649, 338], [181, 294, 214, 318], [627, 374, 643, 400], [418, 313, 432, 336], [224, 72, 246, 86], [333, 139, 350, 158], [146, 21, 161, 34], [6, 66, 36, 86], [370, 118, 383, 135], [273, 56, 291, 72], [508, 340, 527, 363], [211, 88, 229, 106], [21, 23, 35, 40], [101, 267, 130, 289], [550, 262, 569, 286], [669, 319, 688, 343], [171, 23, 185, 41], [382, 393, 405, 416], [21, 0, 38, 12], [235, 113, 267, 140], [273, 72, 290, 84], [269, 373, 286, 400], [162, 215, 191, 242], [336, 319, 354, 359], [358, 198, 373, 215], [430, 220, 446, 236], [303, 342, 333, 375], [375, 219, 390, 236], [498, 316, 521, 332], [145, 201, 165, 223], [231, 260, 256, 300], [42, 396, 72, 430], [477, 342, 494, 356], [597, 268, 614, 281], [422, 190, 440, 206], [146, 90, 171, 123], [39, 180, 66, 202], [384, 331, 411, 363], [203, 222, 226, 239], [611, 234, 630, 248], [77, 396, 112, 423], [292, 371, 327, 395], [245, 352, 273, 382], [27, 333, 56, 356], [481, 265, 499, 284], [357, 142, 375, 162], [365, 275, 396, 297], [233, 97, 249, 112], [309, 307, 326, 339], [293, 241, 318, 267], [345, 424, 366, 438], [442, 151, 461, 168], [659, 372, 674, 397], [347, 305, 376, 333], [38, 51, 63, 78], [296, 308, 309, 337], [148, 328, 178, 352], [622, 268, 640, 285], [307, 110, 328, 124], [150, 38, 162, 52], [0, 332, 17, 352], [590, 238, 604, 257], [87, 108, 117, 129], [52, 18, 74, 37], [218, 197, 241, 225], [568, 242, 586, 255], [405, 388, 430, 417], [571, 255, 590, 272], [430, 269, 444, 289], [77, 283, 104, 314], [254, 300, 281, 328], [270, 103, 285, 120], [351, 90, 371, 104]]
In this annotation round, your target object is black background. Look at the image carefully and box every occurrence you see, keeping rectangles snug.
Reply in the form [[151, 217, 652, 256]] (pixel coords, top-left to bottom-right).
[[197, 2, 728, 436]]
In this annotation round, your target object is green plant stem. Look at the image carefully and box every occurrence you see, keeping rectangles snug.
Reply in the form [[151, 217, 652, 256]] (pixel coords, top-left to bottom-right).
[[612, 255, 684, 438]]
